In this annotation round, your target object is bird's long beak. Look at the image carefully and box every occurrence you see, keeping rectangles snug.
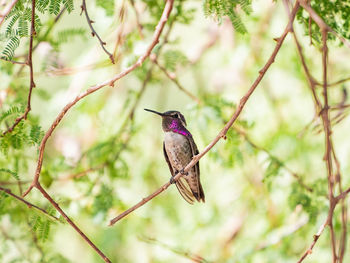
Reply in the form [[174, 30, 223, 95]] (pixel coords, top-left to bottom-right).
[[144, 108, 167, 117]]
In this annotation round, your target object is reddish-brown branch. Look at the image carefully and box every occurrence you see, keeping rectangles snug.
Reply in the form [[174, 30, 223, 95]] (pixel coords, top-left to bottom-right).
[[319, 29, 338, 263], [0, 186, 59, 221], [0, 0, 19, 28], [22, 0, 174, 198], [81, 0, 115, 64], [297, 214, 331, 263], [151, 55, 201, 104], [327, 76, 350, 87], [109, 1, 301, 226], [1, 0, 36, 137], [34, 183, 111, 263]]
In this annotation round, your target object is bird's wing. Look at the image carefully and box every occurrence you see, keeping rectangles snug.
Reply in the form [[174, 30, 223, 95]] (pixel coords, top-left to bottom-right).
[[163, 142, 196, 204], [185, 135, 205, 202]]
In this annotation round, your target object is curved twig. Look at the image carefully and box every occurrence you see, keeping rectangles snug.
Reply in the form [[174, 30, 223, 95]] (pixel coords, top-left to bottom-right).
[[1, 0, 36, 137], [0, 186, 59, 221], [81, 0, 115, 64]]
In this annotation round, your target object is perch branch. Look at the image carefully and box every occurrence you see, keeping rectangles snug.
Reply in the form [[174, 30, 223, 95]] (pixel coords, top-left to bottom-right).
[[81, 0, 115, 64], [1, 0, 36, 137], [109, 1, 301, 226]]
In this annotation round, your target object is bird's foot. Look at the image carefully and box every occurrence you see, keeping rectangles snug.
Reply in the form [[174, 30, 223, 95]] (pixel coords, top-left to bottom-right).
[[179, 168, 188, 176], [170, 177, 176, 184]]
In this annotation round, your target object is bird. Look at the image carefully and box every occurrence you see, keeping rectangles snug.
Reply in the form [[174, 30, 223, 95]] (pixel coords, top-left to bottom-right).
[[144, 108, 205, 204]]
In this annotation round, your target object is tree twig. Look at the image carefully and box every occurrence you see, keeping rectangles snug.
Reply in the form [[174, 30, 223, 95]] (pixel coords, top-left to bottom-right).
[[1, 0, 36, 137], [81, 0, 115, 64], [151, 54, 201, 104], [34, 183, 112, 262], [297, 216, 330, 263], [0, 186, 59, 221], [109, 1, 301, 226]]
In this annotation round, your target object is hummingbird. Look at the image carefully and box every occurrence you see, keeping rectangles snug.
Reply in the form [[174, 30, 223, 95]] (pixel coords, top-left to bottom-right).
[[144, 109, 205, 204]]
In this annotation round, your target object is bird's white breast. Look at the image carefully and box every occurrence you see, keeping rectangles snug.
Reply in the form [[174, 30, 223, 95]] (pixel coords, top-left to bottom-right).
[[164, 131, 187, 147], [164, 131, 190, 171]]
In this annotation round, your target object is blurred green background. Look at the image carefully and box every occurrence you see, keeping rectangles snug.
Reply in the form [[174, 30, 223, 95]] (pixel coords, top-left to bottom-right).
[[1, 0, 350, 262]]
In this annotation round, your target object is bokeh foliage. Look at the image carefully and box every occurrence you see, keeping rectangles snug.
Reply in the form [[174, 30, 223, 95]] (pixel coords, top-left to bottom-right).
[[1, 0, 350, 262]]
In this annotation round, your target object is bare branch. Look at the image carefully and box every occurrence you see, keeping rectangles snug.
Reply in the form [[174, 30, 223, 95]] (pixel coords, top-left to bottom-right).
[[1, 0, 36, 137], [34, 183, 112, 263], [297, 216, 329, 263], [0, 57, 27, 65], [151, 54, 201, 104], [109, 1, 301, 226], [81, 0, 115, 64], [0, 186, 59, 221]]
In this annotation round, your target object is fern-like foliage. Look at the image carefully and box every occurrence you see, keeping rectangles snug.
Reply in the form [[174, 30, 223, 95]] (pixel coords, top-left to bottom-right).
[[1, 36, 20, 60], [56, 28, 87, 44], [203, 0, 252, 34]]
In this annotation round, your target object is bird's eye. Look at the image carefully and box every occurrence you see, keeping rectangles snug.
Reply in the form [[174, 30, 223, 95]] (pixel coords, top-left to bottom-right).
[[174, 113, 179, 118]]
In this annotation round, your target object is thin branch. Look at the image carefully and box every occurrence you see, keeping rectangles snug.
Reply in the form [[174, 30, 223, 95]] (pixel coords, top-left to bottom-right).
[[22, 0, 175, 197], [327, 76, 350, 87], [34, 183, 112, 263], [335, 186, 350, 203], [297, 216, 330, 263], [0, 180, 30, 185], [109, 1, 301, 226], [129, 0, 144, 39], [0, 57, 28, 65], [0, 186, 59, 221], [81, 0, 115, 64], [151, 54, 201, 104], [0, 0, 19, 28], [1, 0, 36, 137], [320, 29, 337, 263]]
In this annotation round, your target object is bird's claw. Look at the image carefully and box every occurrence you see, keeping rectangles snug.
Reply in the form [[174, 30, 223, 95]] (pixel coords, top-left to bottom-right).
[[179, 168, 188, 176]]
